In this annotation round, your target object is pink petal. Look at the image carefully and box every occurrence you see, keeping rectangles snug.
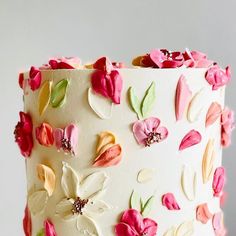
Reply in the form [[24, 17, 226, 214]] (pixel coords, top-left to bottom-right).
[[212, 212, 227, 236], [196, 203, 213, 224], [115, 223, 137, 236], [155, 126, 169, 141], [44, 219, 57, 236], [121, 209, 144, 234], [179, 129, 202, 151], [143, 218, 158, 236], [133, 120, 148, 146], [175, 75, 192, 121], [53, 128, 64, 150], [149, 49, 166, 68], [109, 70, 123, 104], [162, 193, 180, 210], [213, 167, 226, 197], [29, 66, 42, 91], [144, 117, 161, 134], [64, 124, 79, 155], [206, 102, 222, 127], [93, 57, 113, 72], [93, 144, 122, 167], [23, 205, 32, 236]]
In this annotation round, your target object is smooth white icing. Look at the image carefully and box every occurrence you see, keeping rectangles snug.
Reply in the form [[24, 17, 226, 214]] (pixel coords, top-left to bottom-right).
[[23, 68, 225, 236]]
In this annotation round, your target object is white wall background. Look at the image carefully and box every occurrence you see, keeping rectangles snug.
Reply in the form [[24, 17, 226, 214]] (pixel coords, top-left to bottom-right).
[[0, 0, 235, 234]]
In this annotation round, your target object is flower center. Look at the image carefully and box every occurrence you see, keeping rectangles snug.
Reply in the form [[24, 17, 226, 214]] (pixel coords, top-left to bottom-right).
[[61, 138, 73, 154], [145, 132, 162, 146], [72, 197, 89, 215]]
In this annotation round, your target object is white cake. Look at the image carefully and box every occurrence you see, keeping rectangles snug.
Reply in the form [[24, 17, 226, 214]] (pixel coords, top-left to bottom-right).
[[15, 50, 234, 236]]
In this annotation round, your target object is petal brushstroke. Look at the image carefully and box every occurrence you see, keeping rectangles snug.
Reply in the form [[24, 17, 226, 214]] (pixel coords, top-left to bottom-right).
[[179, 130, 202, 151]]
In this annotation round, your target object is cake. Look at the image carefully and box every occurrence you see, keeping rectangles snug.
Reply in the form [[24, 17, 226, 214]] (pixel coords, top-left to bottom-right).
[[15, 49, 235, 236]]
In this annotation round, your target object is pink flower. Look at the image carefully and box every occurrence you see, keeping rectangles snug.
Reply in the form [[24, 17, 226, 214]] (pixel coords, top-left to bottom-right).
[[49, 57, 81, 69], [44, 219, 57, 236], [132, 49, 184, 68], [213, 167, 226, 197], [205, 65, 231, 90], [36, 123, 54, 147], [132, 117, 168, 147], [14, 112, 33, 158], [162, 193, 180, 210], [23, 205, 32, 236], [91, 57, 123, 104], [221, 108, 235, 147], [53, 124, 79, 155], [115, 209, 158, 236], [28, 66, 42, 91], [183, 49, 213, 68]]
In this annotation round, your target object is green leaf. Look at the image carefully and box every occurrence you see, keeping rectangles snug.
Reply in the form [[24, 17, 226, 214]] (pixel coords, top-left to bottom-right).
[[37, 228, 45, 236], [50, 79, 69, 108], [141, 82, 156, 118], [128, 87, 142, 119], [130, 190, 141, 211], [141, 196, 155, 217]]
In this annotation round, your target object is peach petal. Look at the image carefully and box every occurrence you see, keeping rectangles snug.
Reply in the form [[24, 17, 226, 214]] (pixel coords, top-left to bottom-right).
[[206, 102, 222, 127], [196, 203, 213, 224]]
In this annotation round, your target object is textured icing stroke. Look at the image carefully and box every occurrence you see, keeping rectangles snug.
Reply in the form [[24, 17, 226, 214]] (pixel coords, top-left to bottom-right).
[[76, 215, 100, 236], [187, 88, 209, 123], [196, 203, 213, 224], [181, 165, 197, 201], [137, 168, 154, 183], [179, 130, 202, 151], [162, 193, 180, 210], [93, 131, 122, 167], [164, 221, 194, 236], [202, 139, 216, 184], [175, 75, 192, 121], [205, 102, 222, 127], [88, 88, 113, 119], [38, 80, 52, 116]]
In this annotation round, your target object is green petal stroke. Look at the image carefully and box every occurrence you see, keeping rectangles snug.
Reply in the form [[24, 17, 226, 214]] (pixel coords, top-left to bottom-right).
[[130, 190, 141, 212], [141, 82, 156, 118], [50, 79, 69, 108], [36, 228, 45, 236], [141, 196, 155, 217], [128, 87, 142, 119]]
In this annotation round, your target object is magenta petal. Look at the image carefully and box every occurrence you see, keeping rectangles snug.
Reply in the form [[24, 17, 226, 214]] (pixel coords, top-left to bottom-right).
[[144, 117, 161, 134], [143, 218, 158, 236], [133, 120, 147, 145], [162, 193, 180, 210], [29, 66, 42, 91], [110, 70, 123, 104], [179, 129, 202, 151], [115, 223, 137, 236], [53, 128, 64, 150], [44, 219, 57, 236], [23, 205, 32, 236], [91, 70, 109, 98], [213, 167, 226, 197], [64, 124, 79, 154], [93, 57, 113, 72], [121, 209, 144, 234], [175, 75, 192, 121]]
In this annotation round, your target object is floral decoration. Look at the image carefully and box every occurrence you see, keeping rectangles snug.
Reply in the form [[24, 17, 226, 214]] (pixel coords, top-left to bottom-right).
[[91, 57, 123, 104], [179, 129, 202, 151], [55, 162, 109, 234], [36, 219, 57, 236], [115, 209, 158, 236], [133, 117, 168, 147], [48, 57, 81, 69], [205, 102, 222, 127], [36, 123, 54, 147], [212, 167, 226, 197], [54, 124, 79, 156], [23, 205, 32, 236], [93, 131, 122, 167], [212, 212, 227, 236], [196, 203, 213, 224], [205, 65, 231, 90], [14, 111, 33, 158], [221, 107, 235, 147], [163, 220, 194, 236], [162, 193, 180, 211], [29, 66, 42, 91]]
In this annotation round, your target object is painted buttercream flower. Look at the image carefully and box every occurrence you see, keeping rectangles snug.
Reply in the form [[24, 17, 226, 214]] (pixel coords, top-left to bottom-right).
[[23, 205, 32, 236], [14, 112, 33, 158], [183, 49, 213, 68], [48, 57, 81, 69], [36, 123, 54, 147], [133, 117, 168, 147], [205, 65, 231, 90], [132, 49, 184, 68], [115, 209, 158, 236], [53, 124, 79, 155], [91, 57, 123, 104], [37, 219, 57, 236], [55, 162, 110, 234], [221, 108, 235, 147], [213, 167, 226, 197]]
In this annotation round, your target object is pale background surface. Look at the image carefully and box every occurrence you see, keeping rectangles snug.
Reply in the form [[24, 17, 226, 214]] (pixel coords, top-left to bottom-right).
[[0, 0, 235, 235]]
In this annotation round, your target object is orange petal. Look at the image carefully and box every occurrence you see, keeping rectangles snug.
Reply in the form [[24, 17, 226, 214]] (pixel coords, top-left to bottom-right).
[[132, 56, 144, 66], [93, 144, 122, 167], [96, 132, 116, 154]]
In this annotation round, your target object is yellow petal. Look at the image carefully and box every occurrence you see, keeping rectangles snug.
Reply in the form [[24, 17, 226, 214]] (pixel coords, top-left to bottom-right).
[[202, 139, 216, 184], [37, 164, 56, 196], [38, 80, 52, 116], [96, 132, 116, 154]]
